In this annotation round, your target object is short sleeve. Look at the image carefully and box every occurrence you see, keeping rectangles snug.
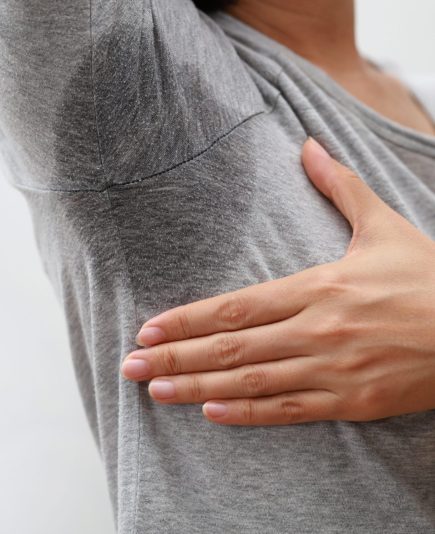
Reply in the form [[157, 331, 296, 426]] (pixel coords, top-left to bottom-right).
[[0, 0, 265, 192]]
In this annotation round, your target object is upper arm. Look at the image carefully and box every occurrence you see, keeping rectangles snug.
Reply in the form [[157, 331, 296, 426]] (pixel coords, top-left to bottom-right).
[[0, 0, 106, 190], [0, 0, 264, 192]]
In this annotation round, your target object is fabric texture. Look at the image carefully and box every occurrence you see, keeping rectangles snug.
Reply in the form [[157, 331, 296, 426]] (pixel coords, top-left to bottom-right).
[[1, 1, 435, 532]]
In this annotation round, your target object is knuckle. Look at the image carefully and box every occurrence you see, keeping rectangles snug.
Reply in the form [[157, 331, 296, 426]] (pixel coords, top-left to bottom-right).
[[338, 382, 382, 422], [328, 391, 346, 419], [210, 333, 245, 369], [215, 294, 250, 330], [344, 170, 361, 183], [160, 344, 182, 375], [330, 354, 360, 375], [314, 312, 352, 343], [175, 309, 192, 339], [332, 347, 371, 375], [187, 374, 203, 401], [328, 179, 341, 207], [241, 399, 256, 424], [335, 166, 362, 188], [358, 382, 387, 418], [278, 397, 305, 423], [316, 266, 348, 300], [238, 365, 269, 396]]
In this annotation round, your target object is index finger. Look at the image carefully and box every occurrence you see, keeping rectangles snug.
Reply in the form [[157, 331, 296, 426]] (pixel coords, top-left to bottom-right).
[[135, 262, 335, 346]]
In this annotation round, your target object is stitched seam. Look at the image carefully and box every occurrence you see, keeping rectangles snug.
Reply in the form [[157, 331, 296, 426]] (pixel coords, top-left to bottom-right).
[[304, 66, 435, 156], [355, 124, 435, 157], [104, 109, 266, 190], [366, 131, 435, 158], [268, 47, 435, 157], [331, 99, 435, 157], [89, 0, 107, 186], [12, 110, 267, 193], [335, 99, 435, 154]]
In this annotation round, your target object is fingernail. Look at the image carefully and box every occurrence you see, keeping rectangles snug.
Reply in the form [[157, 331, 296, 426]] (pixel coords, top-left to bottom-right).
[[203, 402, 228, 417], [307, 137, 331, 160], [149, 380, 175, 399], [136, 326, 166, 346], [141, 309, 172, 327], [121, 358, 151, 379]]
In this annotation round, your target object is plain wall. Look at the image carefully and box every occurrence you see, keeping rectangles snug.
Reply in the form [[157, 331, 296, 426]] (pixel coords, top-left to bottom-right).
[[1, 2, 434, 533]]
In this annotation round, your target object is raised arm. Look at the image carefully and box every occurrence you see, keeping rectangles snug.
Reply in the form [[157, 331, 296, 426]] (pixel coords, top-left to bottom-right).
[[0, 0, 263, 192], [0, 0, 111, 190]]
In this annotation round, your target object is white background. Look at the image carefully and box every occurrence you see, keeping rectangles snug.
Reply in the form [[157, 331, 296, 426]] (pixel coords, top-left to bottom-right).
[[356, 0, 435, 73], [1, 2, 434, 533]]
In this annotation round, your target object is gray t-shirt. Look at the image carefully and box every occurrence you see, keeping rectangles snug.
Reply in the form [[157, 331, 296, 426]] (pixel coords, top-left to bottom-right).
[[1, 1, 435, 532]]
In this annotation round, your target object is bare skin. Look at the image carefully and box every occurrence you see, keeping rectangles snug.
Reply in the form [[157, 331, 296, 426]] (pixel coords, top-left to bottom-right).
[[122, 139, 435, 426], [224, 0, 435, 136], [120, 2, 435, 426]]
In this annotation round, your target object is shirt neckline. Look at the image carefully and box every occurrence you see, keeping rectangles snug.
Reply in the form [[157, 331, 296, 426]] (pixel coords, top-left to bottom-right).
[[210, 10, 435, 158]]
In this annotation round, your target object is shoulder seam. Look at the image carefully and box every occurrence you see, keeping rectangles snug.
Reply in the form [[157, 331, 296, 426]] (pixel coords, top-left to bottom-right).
[[106, 109, 267, 191], [11, 109, 268, 193], [89, 0, 108, 187]]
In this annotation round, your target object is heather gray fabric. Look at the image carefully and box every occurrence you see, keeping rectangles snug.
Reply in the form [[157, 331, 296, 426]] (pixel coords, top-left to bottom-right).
[[1, 2, 435, 532]]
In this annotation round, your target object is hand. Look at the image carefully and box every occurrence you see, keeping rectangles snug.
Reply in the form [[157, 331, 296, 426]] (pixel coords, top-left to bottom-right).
[[121, 138, 435, 426]]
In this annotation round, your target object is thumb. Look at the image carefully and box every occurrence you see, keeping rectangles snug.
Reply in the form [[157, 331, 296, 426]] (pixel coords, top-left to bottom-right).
[[301, 137, 390, 233]]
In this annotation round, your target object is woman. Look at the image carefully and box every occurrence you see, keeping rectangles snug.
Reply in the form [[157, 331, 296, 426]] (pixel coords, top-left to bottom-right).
[[1, 0, 434, 532]]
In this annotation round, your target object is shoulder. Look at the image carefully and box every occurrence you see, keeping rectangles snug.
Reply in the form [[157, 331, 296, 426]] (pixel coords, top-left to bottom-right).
[[0, 0, 265, 191], [92, 0, 265, 187]]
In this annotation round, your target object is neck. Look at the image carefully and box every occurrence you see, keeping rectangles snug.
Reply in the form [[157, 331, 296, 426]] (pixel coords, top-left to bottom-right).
[[224, 0, 365, 75]]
